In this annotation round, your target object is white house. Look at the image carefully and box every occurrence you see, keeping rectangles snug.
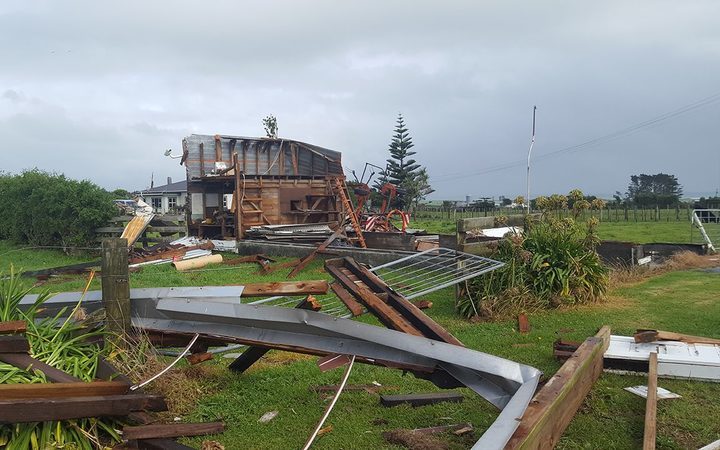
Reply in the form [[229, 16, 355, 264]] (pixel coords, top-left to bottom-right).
[[140, 177, 187, 214]]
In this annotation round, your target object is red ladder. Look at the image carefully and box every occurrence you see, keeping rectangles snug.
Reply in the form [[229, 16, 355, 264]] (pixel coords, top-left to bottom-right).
[[333, 177, 366, 248]]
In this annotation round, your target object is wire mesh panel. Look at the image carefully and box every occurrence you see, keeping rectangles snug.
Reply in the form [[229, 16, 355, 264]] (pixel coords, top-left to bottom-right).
[[368, 247, 505, 299], [692, 209, 720, 252], [245, 294, 354, 318]]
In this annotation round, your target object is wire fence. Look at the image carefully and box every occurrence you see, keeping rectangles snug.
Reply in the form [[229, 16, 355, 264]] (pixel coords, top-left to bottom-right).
[[414, 204, 711, 223]]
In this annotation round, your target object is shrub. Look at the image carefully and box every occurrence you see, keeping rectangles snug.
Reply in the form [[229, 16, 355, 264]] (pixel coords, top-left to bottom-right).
[[458, 216, 609, 319], [0, 170, 116, 248], [0, 268, 121, 448]]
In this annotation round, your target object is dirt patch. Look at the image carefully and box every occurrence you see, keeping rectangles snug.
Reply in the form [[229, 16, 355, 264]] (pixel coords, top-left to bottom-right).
[[383, 429, 450, 450]]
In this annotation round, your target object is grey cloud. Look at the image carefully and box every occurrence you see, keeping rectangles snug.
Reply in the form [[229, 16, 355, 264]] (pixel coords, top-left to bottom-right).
[[1, 0, 719, 199]]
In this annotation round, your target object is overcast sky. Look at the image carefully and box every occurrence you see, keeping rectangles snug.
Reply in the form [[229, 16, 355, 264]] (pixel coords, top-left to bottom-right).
[[2, 1, 719, 200]]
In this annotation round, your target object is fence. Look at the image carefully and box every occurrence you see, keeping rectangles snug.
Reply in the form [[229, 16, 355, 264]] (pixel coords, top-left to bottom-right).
[[95, 215, 187, 246], [415, 205, 699, 223]]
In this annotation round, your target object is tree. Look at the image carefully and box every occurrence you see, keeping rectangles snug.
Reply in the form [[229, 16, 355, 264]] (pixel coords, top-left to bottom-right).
[[402, 168, 434, 212], [262, 115, 278, 139], [378, 114, 430, 210], [625, 173, 683, 207]]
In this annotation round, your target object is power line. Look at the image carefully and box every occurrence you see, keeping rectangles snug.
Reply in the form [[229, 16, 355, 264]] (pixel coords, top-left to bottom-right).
[[431, 91, 720, 183]]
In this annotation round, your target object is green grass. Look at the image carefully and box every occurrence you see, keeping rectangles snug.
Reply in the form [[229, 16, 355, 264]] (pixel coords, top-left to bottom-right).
[[2, 240, 720, 449], [410, 218, 700, 244]]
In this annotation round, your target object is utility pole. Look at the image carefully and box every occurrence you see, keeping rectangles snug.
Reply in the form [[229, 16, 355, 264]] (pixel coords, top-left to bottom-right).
[[526, 106, 537, 214]]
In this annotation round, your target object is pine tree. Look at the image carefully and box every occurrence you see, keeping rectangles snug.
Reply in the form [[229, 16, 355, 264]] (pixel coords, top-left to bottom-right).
[[376, 114, 432, 211], [383, 114, 420, 187]]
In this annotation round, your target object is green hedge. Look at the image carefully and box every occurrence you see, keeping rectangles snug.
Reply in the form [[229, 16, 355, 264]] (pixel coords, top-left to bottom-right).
[[0, 170, 116, 248]]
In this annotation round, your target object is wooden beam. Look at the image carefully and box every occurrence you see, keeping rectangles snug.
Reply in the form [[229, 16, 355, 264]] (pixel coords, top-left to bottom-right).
[[123, 422, 225, 440], [287, 228, 343, 278], [199, 142, 205, 176], [340, 257, 464, 346], [330, 282, 364, 317], [0, 394, 167, 423], [0, 335, 30, 353], [239, 280, 329, 297], [325, 260, 422, 337], [0, 353, 81, 383], [505, 326, 611, 450], [634, 329, 720, 346], [0, 321, 27, 335], [214, 135, 222, 162], [380, 392, 464, 408], [0, 381, 130, 399], [136, 439, 195, 450], [233, 152, 243, 239], [643, 352, 658, 450]]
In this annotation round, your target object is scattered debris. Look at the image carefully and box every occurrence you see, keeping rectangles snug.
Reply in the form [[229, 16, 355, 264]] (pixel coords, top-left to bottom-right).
[[186, 352, 213, 365], [201, 441, 226, 450], [412, 300, 433, 310], [380, 392, 464, 408], [122, 422, 225, 440], [518, 313, 530, 334], [698, 438, 720, 450], [313, 384, 396, 394], [258, 411, 279, 423], [407, 423, 473, 435], [604, 335, 720, 381], [553, 338, 582, 360], [507, 326, 611, 449], [634, 329, 720, 346], [644, 352, 659, 450], [382, 429, 450, 450], [317, 425, 333, 437], [173, 253, 223, 271], [624, 385, 681, 400]]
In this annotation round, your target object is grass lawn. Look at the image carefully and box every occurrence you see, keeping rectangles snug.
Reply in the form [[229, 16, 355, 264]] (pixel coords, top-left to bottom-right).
[[412, 218, 701, 245], [2, 240, 720, 449]]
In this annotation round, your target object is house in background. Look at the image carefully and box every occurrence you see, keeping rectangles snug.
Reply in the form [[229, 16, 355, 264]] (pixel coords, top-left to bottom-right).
[[140, 177, 187, 214]]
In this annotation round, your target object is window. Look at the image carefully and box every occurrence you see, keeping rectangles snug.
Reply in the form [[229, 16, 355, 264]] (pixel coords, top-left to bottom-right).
[[151, 197, 162, 212], [168, 196, 178, 210]]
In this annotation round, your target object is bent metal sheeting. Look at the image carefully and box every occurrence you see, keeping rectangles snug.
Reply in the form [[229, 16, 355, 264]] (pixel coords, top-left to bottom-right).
[[140, 298, 541, 449]]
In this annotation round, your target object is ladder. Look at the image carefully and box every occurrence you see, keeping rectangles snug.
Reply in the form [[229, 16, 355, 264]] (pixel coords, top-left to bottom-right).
[[333, 177, 366, 248]]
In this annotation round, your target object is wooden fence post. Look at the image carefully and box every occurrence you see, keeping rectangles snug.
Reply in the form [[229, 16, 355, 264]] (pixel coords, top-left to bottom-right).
[[101, 238, 130, 341]]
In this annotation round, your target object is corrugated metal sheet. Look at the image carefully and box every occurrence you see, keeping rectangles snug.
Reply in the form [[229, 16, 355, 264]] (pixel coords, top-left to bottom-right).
[[183, 134, 343, 179]]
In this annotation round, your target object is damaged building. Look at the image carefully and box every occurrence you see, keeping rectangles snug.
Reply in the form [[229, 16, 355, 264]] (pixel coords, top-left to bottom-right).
[[181, 134, 346, 240]]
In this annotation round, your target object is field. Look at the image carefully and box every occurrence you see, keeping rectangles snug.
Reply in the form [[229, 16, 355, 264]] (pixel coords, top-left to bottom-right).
[[2, 239, 720, 449], [411, 218, 699, 244]]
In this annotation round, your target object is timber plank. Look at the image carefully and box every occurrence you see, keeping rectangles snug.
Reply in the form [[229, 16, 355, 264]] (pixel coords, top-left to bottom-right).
[[330, 282, 364, 316], [325, 260, 422, 336], [0, 335, 30, 353], [0, 320, 27, 335], [380, 392, 464, 407], [136, 439, 196, 450], [341, 257, 464, 346], [123, 422, 225, 440], [0, 381, 130, 399], [0, 394, 167, 423], [634, 329, 720, 346], [0, 353, 81, 383], [240, 280, 329, 297], [505, 326, 611, 450], [643, 352, 658, 450]]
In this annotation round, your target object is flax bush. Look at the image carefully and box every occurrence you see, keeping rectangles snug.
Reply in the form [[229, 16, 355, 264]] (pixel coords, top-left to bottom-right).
[[0, 268, 121, 449], [458, 216, 608, 319]]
